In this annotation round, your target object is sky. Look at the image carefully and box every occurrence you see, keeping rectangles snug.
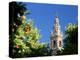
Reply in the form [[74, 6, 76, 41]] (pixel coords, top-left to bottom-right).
[[24, 2, 78, 44]]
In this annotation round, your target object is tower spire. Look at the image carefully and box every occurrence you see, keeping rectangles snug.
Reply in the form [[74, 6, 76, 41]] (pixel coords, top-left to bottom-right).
[[50, 16, 63, 55], [54, 16, 60, 33]]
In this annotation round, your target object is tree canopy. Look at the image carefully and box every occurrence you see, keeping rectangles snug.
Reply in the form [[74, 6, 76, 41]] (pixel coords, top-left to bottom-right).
[[61, 24, 78, 55], [9, 2, 51, 58]]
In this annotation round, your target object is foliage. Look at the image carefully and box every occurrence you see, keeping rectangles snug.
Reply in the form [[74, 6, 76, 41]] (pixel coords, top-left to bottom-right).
[[9, 2, 51, 58], [9, 1, 29, 57], [11, 18, 51, 58], [61, 23, 78, 55]]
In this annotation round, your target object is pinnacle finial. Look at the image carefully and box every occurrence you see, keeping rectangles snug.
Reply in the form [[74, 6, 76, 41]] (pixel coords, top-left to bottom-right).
[[56, 16, 58, 18]]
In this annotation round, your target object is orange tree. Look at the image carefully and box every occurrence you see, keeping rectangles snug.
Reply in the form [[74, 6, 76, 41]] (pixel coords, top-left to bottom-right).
[[12, 16, 51, 58], [9, 2, 29, 57], [9, 2, 51, 58]]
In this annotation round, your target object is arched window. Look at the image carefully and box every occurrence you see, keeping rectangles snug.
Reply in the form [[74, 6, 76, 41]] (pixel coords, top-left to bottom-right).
[[53, 41, 56, 47], [59, 41, 61, 47]]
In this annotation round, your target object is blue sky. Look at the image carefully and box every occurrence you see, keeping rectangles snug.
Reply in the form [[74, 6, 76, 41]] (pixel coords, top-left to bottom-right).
[[25, 2, 78, 44]]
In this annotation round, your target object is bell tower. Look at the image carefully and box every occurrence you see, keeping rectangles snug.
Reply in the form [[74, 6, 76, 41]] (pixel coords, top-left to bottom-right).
[[50, 16, 63, 55]]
